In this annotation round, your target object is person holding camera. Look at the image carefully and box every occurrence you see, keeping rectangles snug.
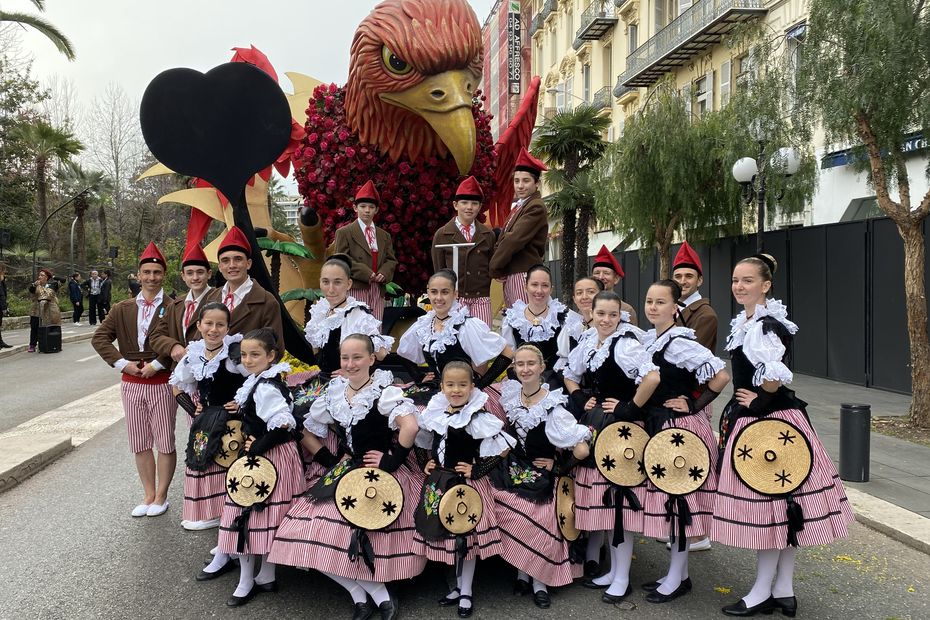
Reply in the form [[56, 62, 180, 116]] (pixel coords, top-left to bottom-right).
[[28, 268, 62, 353]]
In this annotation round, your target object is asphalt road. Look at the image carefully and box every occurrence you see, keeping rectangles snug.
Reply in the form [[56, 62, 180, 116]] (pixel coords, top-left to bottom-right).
[[0, 339, 119, 433], [0, 416, 927, 620]]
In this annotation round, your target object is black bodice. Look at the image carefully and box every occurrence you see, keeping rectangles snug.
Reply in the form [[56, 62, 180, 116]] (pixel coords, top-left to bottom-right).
[[648, 335, 700, 407], [318, 326, 342, 374], [511, 310, 568, 367], [509, 416, 556, 461], [423, 319, 475, 375], [198, 360, 246, 407], [239, 376, 292, 439], [333, 404, 393, 462], [581, 333, 639, 402], [432, 424, 482, 468]]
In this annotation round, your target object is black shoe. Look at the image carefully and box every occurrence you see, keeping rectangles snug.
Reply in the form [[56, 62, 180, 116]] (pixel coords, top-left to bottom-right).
[[196, 559, 236, 581], [379, 593, 399, 620], [513, 578, 531, 596], [645, 579, 692, 604], [255, 580, 278, 593], [722, 597, 776, 616], [352, 600, 376, 620], [457, 594, 473, 618], [642, 577, 692, 593], [772, 596, 797, 618], [0, 341, 11, 349], [438, 588, 460, 606], [226, 586, 256, 607], [601, 584, 632, 604], [532, 590, 551, 609], [584, 560, 600, 577], [581, 577, 608, 590]]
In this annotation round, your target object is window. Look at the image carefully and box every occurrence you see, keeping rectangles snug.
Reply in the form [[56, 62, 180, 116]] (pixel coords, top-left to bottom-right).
[[628, 23, 638, 53], [603, 44, 612, 85], [582, 64, 591, 102], [678, 0, 692, 16], [565, 75, 575, 111], [695, 71, 713, 116], [735, 53, 754, 92], [681, 82, 692, 119], [556, 81, 566, 111], [720, 60, 731, 106], [655, 1, 666, 30], [787, 24, 807, 103], [550, 29, 557, 66]]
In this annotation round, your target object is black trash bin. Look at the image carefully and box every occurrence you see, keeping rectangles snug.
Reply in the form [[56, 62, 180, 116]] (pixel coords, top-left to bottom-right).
[[839, 403, 870, 482]]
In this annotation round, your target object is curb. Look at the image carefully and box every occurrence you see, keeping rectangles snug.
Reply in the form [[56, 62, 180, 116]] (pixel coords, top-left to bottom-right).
[[845, 486, 930, 555], [0, 435, 73, 493], [0, 330, 96, 360]]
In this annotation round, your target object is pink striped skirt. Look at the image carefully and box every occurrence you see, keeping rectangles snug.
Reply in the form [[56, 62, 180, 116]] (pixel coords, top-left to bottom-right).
[[642, 411, 718, 539], [268, 465, 427, 581], [412, 476, 503, 563], [711, 408, 854, 550], [182, 462, 227, 522], [301, 433, 340, 488], [574, 464, 646, 533], [217, 442, 306, 555], [490, 485, 575, 587]]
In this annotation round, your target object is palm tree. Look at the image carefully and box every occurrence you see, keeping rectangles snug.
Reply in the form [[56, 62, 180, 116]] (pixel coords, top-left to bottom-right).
[[533, 105, 611, 299], [57, 161, 113, 268], [13, 120, 83, 250], [1, 0, 75, 60]]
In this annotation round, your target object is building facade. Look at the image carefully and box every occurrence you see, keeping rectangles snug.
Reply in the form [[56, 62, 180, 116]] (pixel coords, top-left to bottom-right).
[[481, 0, 533, 140]]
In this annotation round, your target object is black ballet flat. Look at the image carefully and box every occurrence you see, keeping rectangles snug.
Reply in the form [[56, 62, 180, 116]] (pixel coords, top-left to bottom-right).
[[513, 579, 531, 596], [645, 580, 692, 604], [457, 594, 473, 618], [581, 577, 608, 590], [772, 596, 797, 617], [584, 560, 601, 577], [255, 580, 278, 593], [601, 584, 632, 604], [226, 586, 256, 607], [195, 559, 236, 581], [379, 593, 399, 620], [722, 597, 776, 616], [438, 588, 461, 606], [532, 590, 551, 609], [352, 600, 376, 620], [642, 577, 691, 593]]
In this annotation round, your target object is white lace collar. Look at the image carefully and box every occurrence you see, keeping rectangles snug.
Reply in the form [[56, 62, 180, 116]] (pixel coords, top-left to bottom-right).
[[503, 298, 567, 341], [578, 323, 640, 371], [304, 296, 367, 347], [643, 326, 695, 353], [419, 389, 489, 434], [500, 379, 568, 429], [234, 361, 292, 405], [726, 299, 798, 350], [184, 333, 243, 381], [413, 301, 470, 354], [325, 368, 395, 429]]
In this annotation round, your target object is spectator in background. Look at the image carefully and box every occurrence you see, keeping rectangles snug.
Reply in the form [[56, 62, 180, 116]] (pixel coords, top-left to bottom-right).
[[0, 263, 10, 349], [69, 272, 84, 325], [100, 269, 113, 317], [87, 269, 103, 325], [28, 268, 61, 352], [127, 272, 141, 297]]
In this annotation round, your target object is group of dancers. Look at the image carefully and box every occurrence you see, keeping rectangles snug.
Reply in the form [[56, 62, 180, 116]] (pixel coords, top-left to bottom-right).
[[90, 149, 853, 620]]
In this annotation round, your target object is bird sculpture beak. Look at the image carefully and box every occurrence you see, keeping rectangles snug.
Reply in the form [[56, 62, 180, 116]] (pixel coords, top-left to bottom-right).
[[379, 69, 478, 175]]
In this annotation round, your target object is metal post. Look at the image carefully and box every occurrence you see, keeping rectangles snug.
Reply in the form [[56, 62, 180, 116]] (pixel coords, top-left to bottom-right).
[[434, 242, 476, 291], [755, 139, 766, 253], [839, 403, 871, 482], [70, 216, 78, 275]]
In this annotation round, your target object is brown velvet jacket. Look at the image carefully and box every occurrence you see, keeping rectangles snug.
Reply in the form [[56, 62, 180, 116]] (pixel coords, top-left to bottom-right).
[[332, 221, 398, 291], [676, 297, 718, 352], [149, 287, 223, 361], [489, 191, 548, 278], [91, 297, 173, 368], [431, 218, 495, 297], [226, 280, 285, 357]]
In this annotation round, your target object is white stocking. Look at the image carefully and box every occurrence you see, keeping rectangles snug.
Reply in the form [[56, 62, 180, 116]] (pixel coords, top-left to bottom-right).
[[202, 551, 230, 574], [532, 578, 547, 594], [586, 531, 605, 562], [772, 547, 797, 598], [516, 569, 530, 583], [321, 571, 367, 604], [458, 558, 477, 609], [357, 580, 390, 606], [656, 547, 688, 595], [592, 540, 617, 586], [232, 554, 255, 597], [743, 549, 779, 607], [254, 554, 276, 586], [605, 532, 634, 596]]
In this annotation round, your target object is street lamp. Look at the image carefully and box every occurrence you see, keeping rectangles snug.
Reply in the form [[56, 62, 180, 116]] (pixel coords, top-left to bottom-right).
[[731, 140, 800, 253]]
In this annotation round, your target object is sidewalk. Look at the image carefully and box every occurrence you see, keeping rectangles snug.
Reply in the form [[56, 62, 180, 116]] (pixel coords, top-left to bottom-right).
[[0, 318, 99, 359]]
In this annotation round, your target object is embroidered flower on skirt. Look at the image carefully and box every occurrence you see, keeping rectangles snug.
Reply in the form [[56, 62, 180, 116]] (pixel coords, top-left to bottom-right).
[[509, 463, 542, 486], [424, 481, 444, 516], [322, 460, 353, 487], [192, 431, 209, 458]]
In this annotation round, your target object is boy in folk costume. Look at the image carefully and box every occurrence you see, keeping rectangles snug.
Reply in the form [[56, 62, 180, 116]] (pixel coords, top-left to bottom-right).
[[490, 148, 550, 310], [150, 243, 221, 366], [591, 245, 639, 326], [672, 241, 718, 352], [431, 175, 496, 326], [91, 242, 177, 518], [332, 180, 398, 321]]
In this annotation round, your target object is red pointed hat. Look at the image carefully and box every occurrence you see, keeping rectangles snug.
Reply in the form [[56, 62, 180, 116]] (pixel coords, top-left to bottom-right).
[[673, 241, 702, 276], [592, 245, 624, 278], [181, 243, 211, 269], [217, 226, 252, 258], [514, 147, 548, 176], [354, 180, 380, 205], [139, 241, 167, 268], [454, 176, 484, 201]]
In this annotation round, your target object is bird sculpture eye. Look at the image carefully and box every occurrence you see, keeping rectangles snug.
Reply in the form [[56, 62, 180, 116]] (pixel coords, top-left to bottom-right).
[[381, 45, 412, 75]]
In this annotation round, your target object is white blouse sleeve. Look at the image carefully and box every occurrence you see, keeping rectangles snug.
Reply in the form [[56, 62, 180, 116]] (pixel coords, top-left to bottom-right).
[[553, 326, 573, 372], [665, 338, 727, 385], [414, 428, 434, 449], [613, 336, 659, 385], [168, 357, 197, 396], [304, 395, 334, 438], [459, 318, 506, 365], [743, 322, 793, 385], [562, 340, 588, 383], [253, 383, 296, 430], [377, 385, 419, 431], [500, 321, 517, 349], [346, 307, 395, 353], [545, 404, 592, 448], [397, 321, 426, 364], [468, 412, 517, 457]]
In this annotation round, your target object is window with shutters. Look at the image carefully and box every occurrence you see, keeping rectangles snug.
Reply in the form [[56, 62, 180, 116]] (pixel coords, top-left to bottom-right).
[[629, 23, 638, 53], [735, 53, 754, 92], [720, 60, 731, 106], [678, 0, 692, 15], [582, 64, 591, 102], [695, 71, 713, 116]]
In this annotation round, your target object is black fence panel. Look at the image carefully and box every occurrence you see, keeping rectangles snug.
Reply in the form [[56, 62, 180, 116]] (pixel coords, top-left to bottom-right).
[[870, 218, 911, 393], [707, 240, 735, 356], [826, 222, 867, 384], [789, 227, 828, 378], [622, 251, 641, 324]]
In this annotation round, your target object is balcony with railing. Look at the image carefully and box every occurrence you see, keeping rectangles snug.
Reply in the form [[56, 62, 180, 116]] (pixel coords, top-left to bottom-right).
[[542, 0, 558, 21], [530, 12, 545, 37], [619, 0, 766, 88], [590, 86, 612, 111], [573, 1, 618, 50], [612, 77, 638, 100]]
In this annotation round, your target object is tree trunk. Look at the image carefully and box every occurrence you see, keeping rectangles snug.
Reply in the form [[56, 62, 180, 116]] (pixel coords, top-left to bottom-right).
[[656, 222, 673, 279], [560, 208, 577, 301], [75, 202, 87, 268], [98, 202, 109, 256], [575, 202, 592, 285], [36, 156, 49, 249], [900, 222, 930, 428]]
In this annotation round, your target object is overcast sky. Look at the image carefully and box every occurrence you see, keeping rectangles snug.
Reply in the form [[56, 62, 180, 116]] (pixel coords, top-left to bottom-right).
[[16, 0, 498, 110]]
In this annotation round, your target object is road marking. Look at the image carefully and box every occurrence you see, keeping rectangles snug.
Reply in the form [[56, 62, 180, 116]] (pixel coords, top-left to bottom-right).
[[76, 355, 98, 363]]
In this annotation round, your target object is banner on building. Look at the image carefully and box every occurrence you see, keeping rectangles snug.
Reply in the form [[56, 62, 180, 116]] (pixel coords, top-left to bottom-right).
[[507, 0, 521, 95]]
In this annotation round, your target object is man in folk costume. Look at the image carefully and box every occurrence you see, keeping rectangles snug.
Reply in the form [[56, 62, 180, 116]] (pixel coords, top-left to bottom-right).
[[150, 243, 221, 366], [216, 226, 284, 356], [490, 147, 550, 309], [91, 242, 177, 518], [590, 245, 639, 326], [431, 175, 496, 326], [332, 180, 398, 321], [673, 241, 718, 352]]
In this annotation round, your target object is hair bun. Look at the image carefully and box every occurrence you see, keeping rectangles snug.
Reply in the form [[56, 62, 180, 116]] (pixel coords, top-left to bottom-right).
[[751, 253, 778, 275]]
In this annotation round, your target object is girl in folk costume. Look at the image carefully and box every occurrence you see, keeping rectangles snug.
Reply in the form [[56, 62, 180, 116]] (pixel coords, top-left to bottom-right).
[[553, 276, 604, 374], [500, 265, 569, 386], [639, 280, 730, 604], [431, 176, 497, 327], [217, 328, 306, 608], [562, 291, 660, 601], [714, 255, 852, 617], [489, 148, 550, 310], [268, 335, 422, 620], [413, 361, 515, 618], [333, 180, 398, 322], [397, 270, 512, 411], [489, 345, 592, 609], [169, 303, 247, 579]]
